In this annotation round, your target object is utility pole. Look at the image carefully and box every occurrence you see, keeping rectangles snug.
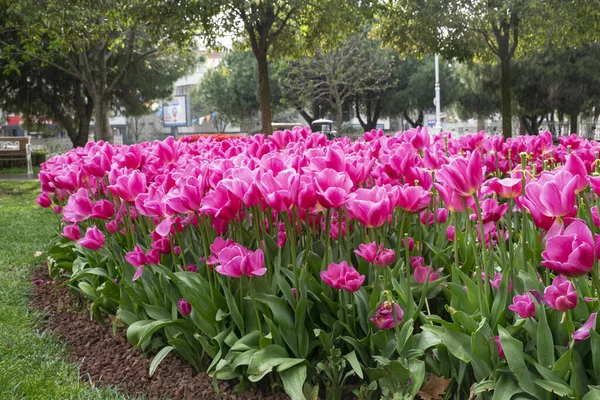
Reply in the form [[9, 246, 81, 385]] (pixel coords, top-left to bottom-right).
[[434, 54, 442, 130]]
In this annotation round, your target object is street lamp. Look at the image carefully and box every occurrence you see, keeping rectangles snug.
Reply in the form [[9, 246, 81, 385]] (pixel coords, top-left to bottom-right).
[[434, 54, 442, 130]]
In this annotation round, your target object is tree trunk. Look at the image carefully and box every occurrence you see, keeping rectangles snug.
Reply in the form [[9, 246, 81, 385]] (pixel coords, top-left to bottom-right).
[[477, 117, 485, 132], [570, 112, 578, 134], [256, 50, 273, 135], [75, 118, 91, 148], [93, 95, 112, 143], [499, 50, 513, 138], [335, 103, 344, 135]]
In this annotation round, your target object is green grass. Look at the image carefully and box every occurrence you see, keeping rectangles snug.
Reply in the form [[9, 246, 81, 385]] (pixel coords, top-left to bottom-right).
[[0, 166, 41, 175], [0, 181, 138, 400]]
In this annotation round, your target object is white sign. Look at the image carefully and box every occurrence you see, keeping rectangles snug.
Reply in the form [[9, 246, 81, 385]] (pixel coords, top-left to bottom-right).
[[163, 95, 189, 127], [0, 141, 20, 151]]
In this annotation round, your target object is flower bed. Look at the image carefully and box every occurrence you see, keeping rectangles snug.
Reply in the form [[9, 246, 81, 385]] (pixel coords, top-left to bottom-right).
[[37, 128, 600, 399]]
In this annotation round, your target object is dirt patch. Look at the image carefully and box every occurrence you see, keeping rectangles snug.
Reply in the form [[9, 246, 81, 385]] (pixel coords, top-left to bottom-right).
[[30, 266, 289, 400]]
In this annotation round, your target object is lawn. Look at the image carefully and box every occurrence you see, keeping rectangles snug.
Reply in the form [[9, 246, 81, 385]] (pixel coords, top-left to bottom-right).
[[0, 166, 41, 175], [0, 181, 134, 400]]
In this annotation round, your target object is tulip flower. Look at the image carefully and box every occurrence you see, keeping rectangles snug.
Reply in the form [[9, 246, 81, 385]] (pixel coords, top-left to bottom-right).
[[495, 336, 505, 358], [488, 178, 522, 199], [62, 188, 94, 223], [347, 186, 393, 228], [146, 249, 161, 265], [410, 256, 425, 269], [541, 219, 594, 277], [488, 272, 513, 292], [521, 170, 578, 221], [178, 298, 192, 316], [414, 265, 441, 283], [106, 220, 119, 234], [371, 301, 404, 329], [215, 243, 266, 278], [91, 200, 115, 220], [201, 184, 241, 222], [374, 248, 396, 267], [572, 313, 598, 342], [508, 294, 536, 318], [396, 185, 431, 214], [320, 261, 365, 292], [446, 226, 455, 242], [354, 242, 378, 263], [36, 193, 52, 208], [435, 151, 485, 197], [315, 168, 354, 209], [78, 226, 105, 250], [434, 183, 475, 213], [402, 237, 415, 251], [420, 208, 449, 225], [544, 275, 578, 311], [62, 224, 81, 241], [564, 154, 588, 193], [107, 170, 147, 203]]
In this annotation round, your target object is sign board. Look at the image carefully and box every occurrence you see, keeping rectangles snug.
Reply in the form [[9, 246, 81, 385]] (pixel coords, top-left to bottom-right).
[[0, 141, 20, 151], [162, 95, 190, 127]]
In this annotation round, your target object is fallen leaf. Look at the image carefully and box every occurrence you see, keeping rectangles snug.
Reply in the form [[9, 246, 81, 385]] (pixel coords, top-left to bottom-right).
[[418, 374, 451, 400]]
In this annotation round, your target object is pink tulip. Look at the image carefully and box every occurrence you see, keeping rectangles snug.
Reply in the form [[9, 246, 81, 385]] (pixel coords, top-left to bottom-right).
[[107, 170, 147, 203], [257, 169, 297, 211], [434, 183, 474, 213], [541, 219, 594, 277], [435, 151, 485, 197], [125, 245, 147, 267], [572, 313, 597, 342], [354, 242, 378, 263], [396, 185, 431, 213], [564, 154, 588, 193], [62, 224, 81, 241], [544, 275, 578, 311], [420, 208, 449, 225], [182, 264, 198, 273], [207, 237, 234, 265], [315, 168, 353, 209], [91, 200, 115, 220], [320, 261, 365, 292], [402, 237, 415, 251], [178, 298, 192, 316], [488, 272, 513, 292], [62, 188, 94, 223], [446, 226, 455, 242], [78, 226, 105, 250], [36, 193, 52, 208], [294, 175, 318, 210], [521, 170, 578, 220], [106, 220, 119, 234], [488, 178, 522, 199], [589, 176, 600, 196], [201, 185, 241, 222], [495, 336, 505, 358], [374, 248, 396, 267], [146, 248, 161, 265], [347, 186, 393, 228], [371, 301, 404, 329], [470, 198, 507, 224], [410, 256, 425, 269], [508, 294, 536, 318], [414, 265, 441, 283], [592, 207, 600, 228], [215, 243, 266, 278]]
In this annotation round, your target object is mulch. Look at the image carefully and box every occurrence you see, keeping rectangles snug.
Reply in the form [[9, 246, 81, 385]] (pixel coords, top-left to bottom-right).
[[30, 265, 290, 400]]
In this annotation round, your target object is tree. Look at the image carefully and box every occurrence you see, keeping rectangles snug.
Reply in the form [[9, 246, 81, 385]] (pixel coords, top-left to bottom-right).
[[283, 31, 393, 134], [186, 0, 371, 135], [191, 51, 283, 133], [376, 0, 600, 138], [2, 0, 195, 143], [380, 55, 460, 128], [455, 62, 501, 131]]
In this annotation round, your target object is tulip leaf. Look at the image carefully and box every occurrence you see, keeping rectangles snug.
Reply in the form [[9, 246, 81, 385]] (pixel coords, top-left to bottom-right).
[[591, 329, 600, 381], [127, 319, 175, 348], [551, 347, 572, 381], [491, 374, 522, 400], [498, 326, 543, 398], [246, 344, 303, 382], [343, 350, 363, 379], [220, 280, 244, 335], [279, 364, 307, 400], [143, 304, 172, 321], [77, 281, 98, 301], [582, 387, 600, 400], [149, 345, 174, 377], [536, 303, 555, 369], [489, 270, 511, 329], [533, 378, 574, 397]]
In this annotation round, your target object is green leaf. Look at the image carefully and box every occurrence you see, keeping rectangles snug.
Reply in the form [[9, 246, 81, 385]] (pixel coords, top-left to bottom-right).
[[220, 280, 244, 334], [489, 270, 511, 328], [143, 304, 172, 321], [77, 281, 97, 300], [407, 359, 426, 398], [551, 347, 572, 381], [246, 345, 304, 382], [582, 387, 600, 400], [591, 329, 600, 381], [126, 319, 176, 348], [70, 267, 108, 281], [498, 326, 543, 398], [149, 346, 174, 377], [343, 351, 363, 379], [279, 364, 307, 400], [536, 303, 555, 369], [491, 374, 523, 400], [533, 378, 574, 397], [230, 330, 261, 352]]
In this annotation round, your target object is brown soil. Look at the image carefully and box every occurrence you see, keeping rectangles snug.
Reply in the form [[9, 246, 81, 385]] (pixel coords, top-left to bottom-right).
[[30, 266, 289, 400]]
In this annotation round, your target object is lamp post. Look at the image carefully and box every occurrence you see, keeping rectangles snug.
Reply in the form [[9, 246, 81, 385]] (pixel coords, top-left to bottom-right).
[[434, 54, 442, 130]]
